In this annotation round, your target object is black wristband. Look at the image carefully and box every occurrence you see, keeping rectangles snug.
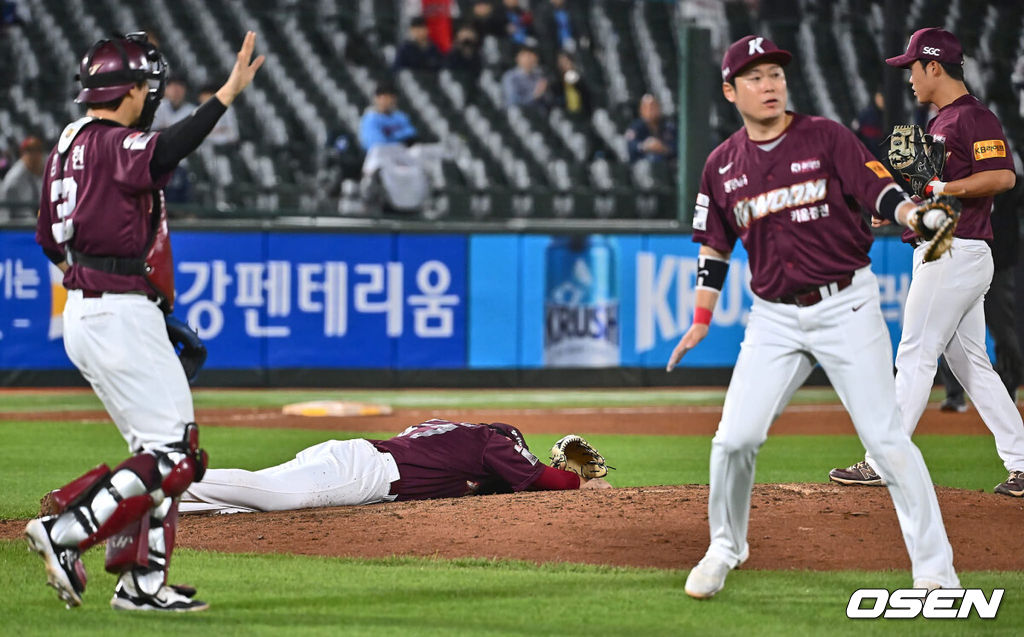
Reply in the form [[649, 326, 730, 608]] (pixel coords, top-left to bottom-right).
[[696, 255, 729, 292], [876, 185, 913, 224]]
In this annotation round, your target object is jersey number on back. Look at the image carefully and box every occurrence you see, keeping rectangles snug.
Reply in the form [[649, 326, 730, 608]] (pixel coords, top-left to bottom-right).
[[49, 177, 78, 244], [397, 422, 459, 439]]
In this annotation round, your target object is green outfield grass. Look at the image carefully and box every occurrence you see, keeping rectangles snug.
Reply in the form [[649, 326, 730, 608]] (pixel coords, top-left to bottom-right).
[[0, 389, 1019, 635]]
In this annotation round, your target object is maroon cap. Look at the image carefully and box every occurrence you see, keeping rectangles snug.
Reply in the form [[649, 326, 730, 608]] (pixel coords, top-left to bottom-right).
[[721, 35, 792, 82], [886, 27, 963, 68]]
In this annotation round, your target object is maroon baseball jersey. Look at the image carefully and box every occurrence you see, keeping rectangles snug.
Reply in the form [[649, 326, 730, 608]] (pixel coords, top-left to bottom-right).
[[692, 112, 898, 300], [902, 94, 1014, 242], [371, 420, 545, 501], [35, 118, 172, 294]]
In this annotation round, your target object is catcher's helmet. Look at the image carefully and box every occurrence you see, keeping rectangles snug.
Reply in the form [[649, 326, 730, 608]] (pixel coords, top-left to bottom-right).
[[75, 33, 167, 128]]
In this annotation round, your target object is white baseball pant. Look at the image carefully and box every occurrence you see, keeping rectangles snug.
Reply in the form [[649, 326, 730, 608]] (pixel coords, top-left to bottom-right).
[[180, 439, 400, 514], [866, 239, 1024, 473], [62, 290, 193, 453], [706, 267, 958, 587]]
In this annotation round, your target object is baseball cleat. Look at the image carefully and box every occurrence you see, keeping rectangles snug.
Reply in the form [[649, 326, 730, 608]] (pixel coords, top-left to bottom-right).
[[913, 580, 943, 591], [939, 397, 968, 413], [684, 554, 732, 599], [994, 470, 1024, 497], [110, 578, 209, 612], [828, 461, 886, 486], [25, 517, 87, 607]]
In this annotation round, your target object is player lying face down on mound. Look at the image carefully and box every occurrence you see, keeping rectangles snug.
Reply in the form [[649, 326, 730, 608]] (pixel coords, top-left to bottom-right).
[[179, 420, 611, 514]]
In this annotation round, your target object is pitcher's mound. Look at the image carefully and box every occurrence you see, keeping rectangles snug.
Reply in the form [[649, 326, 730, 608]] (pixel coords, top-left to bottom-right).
[[282, 400, 393, 417]]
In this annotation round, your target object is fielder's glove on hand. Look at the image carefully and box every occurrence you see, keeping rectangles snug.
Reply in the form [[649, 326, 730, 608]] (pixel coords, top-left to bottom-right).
[[907, 194, 961, 263], [549, 435, 612, 480], [166, 315, 207, 383], [887, 124, 946, 197]]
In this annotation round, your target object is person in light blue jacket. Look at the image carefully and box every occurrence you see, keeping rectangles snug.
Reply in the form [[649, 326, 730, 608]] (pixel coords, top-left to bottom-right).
[[359, 82, 418, 151]]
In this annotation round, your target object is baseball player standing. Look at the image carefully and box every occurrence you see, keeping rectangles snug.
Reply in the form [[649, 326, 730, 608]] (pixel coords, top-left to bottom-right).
[[667, 35, 959, 599], [26, 32, 263, 611], [829, 28, 1024, 498], [180, 420, 610, 514]]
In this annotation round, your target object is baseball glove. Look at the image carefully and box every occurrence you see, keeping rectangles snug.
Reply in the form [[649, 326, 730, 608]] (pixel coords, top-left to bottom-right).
[[906, 194, 962, 262], [549, 435, 611, 480], [887, 124, 946, 197], [165, 315, 207, 383]]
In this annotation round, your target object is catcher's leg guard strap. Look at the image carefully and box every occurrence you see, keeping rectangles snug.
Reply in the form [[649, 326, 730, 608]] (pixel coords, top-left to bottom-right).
[[46, 464, 112, 513]]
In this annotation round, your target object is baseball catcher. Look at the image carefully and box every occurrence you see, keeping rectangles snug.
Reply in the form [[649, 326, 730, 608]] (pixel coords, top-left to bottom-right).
[[549, 435, 611, 480]]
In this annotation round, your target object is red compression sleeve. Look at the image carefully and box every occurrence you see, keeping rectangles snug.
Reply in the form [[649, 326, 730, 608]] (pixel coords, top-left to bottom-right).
[[528, 465, 582, 491]]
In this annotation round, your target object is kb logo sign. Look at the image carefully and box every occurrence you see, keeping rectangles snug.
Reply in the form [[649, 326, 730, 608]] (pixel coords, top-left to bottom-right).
[[847, 588, 1003, 619]]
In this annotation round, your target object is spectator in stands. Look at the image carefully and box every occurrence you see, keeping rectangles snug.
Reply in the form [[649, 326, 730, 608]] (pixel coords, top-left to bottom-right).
[[421, 0, 454, 54], [199, 84, 239, 147], [534, 0, 575, 67], [393, 16, 444, 73], [625, 94, 677, 162], [358, 83, 435, 214], [360, 82, 418, 151], [151, 77, 195, 131], [502, 0, 533, 45], [445, 24, 483, 77], [852, 90, 885, 159], [548, 51, 591, 119], [471, 0, 506, 40], [502, 45, 547, 110], [1, 0, 27, 27], [0, 136, 45, 221], [151, 77, 196, 205]]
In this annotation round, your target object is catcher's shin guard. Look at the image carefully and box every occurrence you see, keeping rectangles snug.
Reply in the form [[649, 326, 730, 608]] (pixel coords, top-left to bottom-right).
[[106, 498, 178, 583], [49, 454, 162, 551]]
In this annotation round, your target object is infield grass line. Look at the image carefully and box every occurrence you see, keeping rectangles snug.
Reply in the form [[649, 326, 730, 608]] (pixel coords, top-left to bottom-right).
[[1, 386, 967, 411]]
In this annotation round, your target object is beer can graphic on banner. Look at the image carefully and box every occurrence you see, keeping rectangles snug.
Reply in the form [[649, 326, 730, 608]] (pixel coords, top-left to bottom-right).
[[544, 235, 620, 367]]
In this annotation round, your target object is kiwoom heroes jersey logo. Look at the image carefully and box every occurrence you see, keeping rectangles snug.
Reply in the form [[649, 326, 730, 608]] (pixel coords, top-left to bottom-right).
[[732, 178, 827, 228]]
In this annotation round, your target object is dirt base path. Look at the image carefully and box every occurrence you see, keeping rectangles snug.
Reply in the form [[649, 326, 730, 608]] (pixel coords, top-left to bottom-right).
[[0, 402, 1009, 436]]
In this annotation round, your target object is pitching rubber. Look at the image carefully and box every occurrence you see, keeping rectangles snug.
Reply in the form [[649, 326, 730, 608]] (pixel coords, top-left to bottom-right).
[[282, 400, 393, 417]]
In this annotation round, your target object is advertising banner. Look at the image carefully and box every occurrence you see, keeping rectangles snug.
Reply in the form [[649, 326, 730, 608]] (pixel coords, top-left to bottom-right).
[[0, 228, 989, 375]]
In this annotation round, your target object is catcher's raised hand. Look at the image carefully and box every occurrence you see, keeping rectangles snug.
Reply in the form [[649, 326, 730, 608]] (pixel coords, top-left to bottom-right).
[[217, 31, 265, 106]]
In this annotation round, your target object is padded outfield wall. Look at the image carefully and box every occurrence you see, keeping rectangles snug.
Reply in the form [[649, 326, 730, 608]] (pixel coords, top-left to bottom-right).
[[0, 221, 1003, 387]]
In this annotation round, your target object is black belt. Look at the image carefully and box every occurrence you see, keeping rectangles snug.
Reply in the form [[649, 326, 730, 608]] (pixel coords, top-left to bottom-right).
[[771, 273, 854, 307], [69, 249, 149, 277]]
